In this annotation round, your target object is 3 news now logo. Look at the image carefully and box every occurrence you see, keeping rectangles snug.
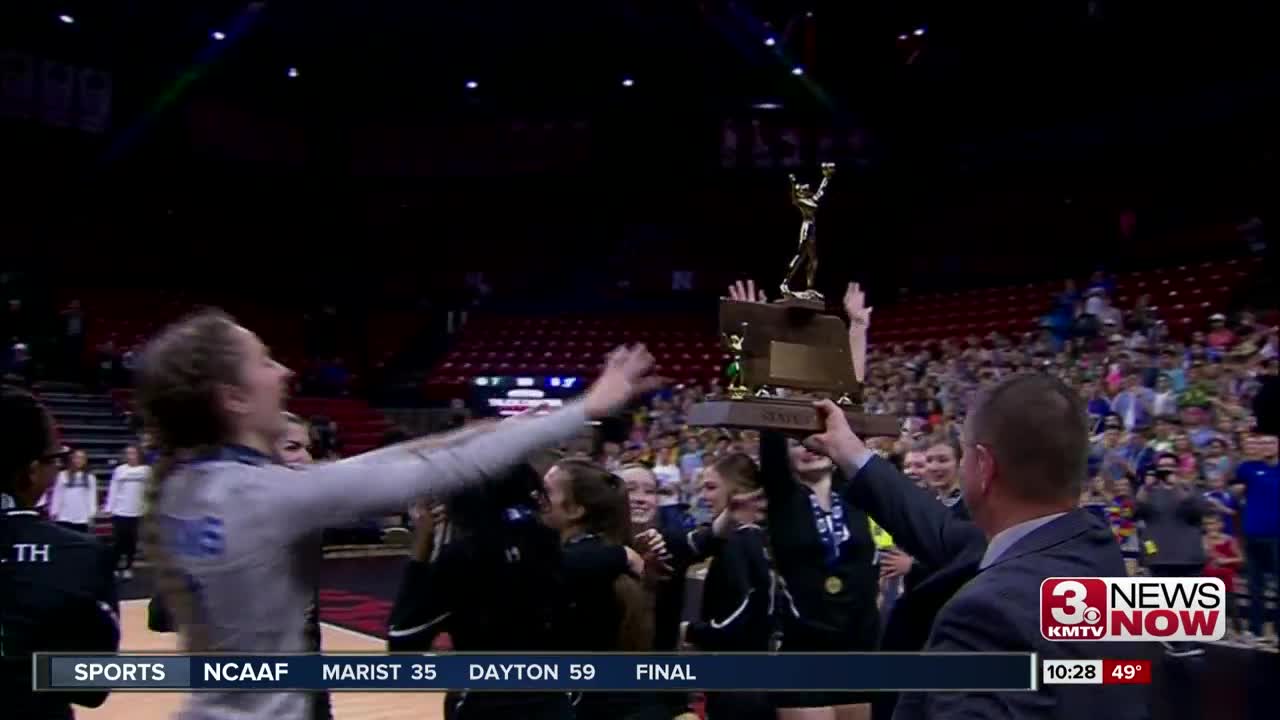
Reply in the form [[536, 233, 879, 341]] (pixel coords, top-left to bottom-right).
[[1040, 577, 1226, 642]]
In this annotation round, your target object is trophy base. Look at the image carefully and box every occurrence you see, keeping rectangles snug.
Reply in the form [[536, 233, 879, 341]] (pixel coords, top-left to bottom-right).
[[686, 398, 900, 437]]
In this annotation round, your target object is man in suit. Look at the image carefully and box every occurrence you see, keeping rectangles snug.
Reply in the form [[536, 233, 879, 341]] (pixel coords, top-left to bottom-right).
[[805, 373, 1149, 720]]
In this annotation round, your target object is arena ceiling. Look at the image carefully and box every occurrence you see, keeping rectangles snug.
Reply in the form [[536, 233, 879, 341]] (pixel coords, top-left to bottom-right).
[[5, 1, 1276, 150]]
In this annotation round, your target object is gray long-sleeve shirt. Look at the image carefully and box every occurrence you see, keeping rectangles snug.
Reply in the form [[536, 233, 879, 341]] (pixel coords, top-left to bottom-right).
[[154, 403, 588, 720]]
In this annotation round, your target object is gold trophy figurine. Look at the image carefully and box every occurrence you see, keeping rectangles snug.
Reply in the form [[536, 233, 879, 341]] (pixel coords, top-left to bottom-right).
[[781, 162, 836, 301]]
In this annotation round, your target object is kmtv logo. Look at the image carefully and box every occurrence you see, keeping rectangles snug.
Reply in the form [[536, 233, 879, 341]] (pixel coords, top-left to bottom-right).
[[1040, 577, 1226, 642]]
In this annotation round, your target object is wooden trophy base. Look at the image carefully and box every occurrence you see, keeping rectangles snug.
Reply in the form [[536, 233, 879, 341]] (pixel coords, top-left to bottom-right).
[[686, 398, 900, 437]]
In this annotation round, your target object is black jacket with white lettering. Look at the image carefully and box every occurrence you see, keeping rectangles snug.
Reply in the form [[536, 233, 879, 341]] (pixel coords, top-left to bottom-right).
[[685, 525, 776, 652], [1, 509, 120, 720]]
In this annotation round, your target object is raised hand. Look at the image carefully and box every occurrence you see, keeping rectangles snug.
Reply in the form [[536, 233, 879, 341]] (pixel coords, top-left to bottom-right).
[[583, 345, 667, 419], [843, 282, 872, 331], [727, 279, 768, 304]]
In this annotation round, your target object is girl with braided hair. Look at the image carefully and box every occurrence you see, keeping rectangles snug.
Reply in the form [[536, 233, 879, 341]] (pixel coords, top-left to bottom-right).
[[135, 309, 661, 720]]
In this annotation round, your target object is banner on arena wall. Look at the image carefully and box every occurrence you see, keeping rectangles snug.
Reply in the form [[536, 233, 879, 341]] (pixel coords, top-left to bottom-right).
[[76, 67, 112, 133], [35, 653, 1038, 693], [719, 117, 871, 169], [39, 60, 76, 128], [0, 50, 36, 120], [0, 51, 111, 131]]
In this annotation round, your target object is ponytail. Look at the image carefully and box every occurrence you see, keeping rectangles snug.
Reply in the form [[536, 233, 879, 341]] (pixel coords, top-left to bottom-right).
[[140, 446, 212, 649]]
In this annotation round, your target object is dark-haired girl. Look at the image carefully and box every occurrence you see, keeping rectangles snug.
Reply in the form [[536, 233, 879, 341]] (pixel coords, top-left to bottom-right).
[[682, 452, 781, 720], [134, 310, 661, 720], [541, 458, 668, 720], [388, 454, 573, 720], [729, 279, 880, 720], [1, 385, 120, 719]]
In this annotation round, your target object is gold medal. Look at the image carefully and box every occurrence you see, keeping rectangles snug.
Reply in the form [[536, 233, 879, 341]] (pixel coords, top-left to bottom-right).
[[824, 575, 843, 595]]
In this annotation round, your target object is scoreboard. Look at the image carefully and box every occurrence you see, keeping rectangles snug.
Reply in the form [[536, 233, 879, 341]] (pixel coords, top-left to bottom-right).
[[469, 376, 585, 417]]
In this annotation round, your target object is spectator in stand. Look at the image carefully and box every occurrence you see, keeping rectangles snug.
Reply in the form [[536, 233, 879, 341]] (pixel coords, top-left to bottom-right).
[[1118, 430, 1155, 480], [1201, 514, 1244, 639], [59, 298, 85, 380], [1232, 433, 1280, 648], [1082, 380, 1112, 432], [1136, 454, 1209, 579], [1108, 475, 1140, 571], [678, 433, 703, 482], [1208, 314, 1235, 350], [1111, 372, 1155, 432], [1180, 405, 1220, 450], [1202, 437, 1234, 487], [1152, 374, 1179, 418]]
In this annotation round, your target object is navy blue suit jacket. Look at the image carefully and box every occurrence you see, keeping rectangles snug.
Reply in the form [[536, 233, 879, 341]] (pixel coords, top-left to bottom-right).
[[845, 455, 1151, 720]]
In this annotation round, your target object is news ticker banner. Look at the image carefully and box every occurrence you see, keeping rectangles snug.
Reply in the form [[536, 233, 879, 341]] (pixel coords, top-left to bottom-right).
[[36, 653, 1037, 693]]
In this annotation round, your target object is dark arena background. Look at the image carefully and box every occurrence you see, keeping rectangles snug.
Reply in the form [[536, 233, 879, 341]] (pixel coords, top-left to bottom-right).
[[2, 1, 1278, 720]]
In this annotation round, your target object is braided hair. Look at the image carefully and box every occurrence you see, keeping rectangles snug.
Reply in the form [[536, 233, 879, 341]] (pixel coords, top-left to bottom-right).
[[134, 309, 246, 649]]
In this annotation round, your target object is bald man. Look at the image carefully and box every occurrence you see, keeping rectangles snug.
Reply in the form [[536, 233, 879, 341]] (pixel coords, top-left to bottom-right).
[[805, 373, 1149, 720]]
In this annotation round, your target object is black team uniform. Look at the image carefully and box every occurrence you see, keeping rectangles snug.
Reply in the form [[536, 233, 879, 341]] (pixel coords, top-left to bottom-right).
[[684, 523, 779, 720], [2, 504, 121, 719], [759, 431, 881, 709], [651, 526, 715, 719], [304, 585, 332, 720], [388, 508, 574, 720], [560, 532, 669, 720]]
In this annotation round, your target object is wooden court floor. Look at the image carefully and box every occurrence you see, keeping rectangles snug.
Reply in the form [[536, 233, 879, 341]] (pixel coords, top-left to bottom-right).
[[83, 599, 445, 720]]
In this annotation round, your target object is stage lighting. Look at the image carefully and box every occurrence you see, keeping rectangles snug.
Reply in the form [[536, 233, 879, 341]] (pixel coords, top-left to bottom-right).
[[58, 14, 75, 25], [287, 67, 299, 78], [211, 31, 227, 41], [753, 102, 783, 110], [764, 37, 777, 47], [913, 28, 926, 36], [791, 66, 804, 76], [621, 77, 634, 87], [898, 34, 908, 41], [465, 80, 479, 90]]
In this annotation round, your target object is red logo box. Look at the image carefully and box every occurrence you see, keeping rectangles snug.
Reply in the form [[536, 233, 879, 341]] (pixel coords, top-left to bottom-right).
[[1040, 578, 1108, 640]]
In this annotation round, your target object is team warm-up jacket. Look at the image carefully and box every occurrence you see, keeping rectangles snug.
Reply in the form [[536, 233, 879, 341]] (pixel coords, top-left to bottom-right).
[[684, 524, 777, 652], [388, 518, 572, 718], [151, 402, 592, 720], [759, 431, 880, 652], [1, 507, 120, 720]]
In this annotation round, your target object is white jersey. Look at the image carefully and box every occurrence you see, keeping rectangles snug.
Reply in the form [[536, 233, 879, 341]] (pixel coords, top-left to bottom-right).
[[154, 403, 587, 720], [106, 463, 150, 517], [50, 470, 98, 525]]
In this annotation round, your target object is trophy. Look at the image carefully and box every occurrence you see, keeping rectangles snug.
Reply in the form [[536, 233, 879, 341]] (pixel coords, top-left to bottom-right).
[[780, 162, 836, 301], [687, 164, 900, 436]]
